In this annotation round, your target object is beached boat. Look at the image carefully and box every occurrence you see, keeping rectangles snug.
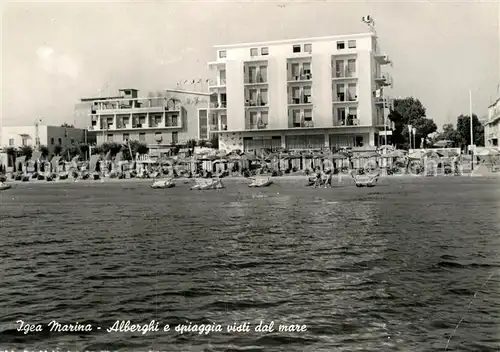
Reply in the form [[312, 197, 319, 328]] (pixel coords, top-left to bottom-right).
[[248, 177, 273, 188], [150, 179, 175, 189], [351, 172, 379, 188], [0, 182, 11, 191], [190, 178, 225, 190]]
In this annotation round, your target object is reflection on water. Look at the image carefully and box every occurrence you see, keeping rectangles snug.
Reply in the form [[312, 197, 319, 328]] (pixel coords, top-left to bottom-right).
[[0, 177, 499, 351]]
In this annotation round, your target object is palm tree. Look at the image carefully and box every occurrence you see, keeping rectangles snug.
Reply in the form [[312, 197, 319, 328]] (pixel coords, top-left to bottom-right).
[[6, 147, 16, 170], [19, 145, 33, 159], [38, 145, 49, 159], [54, 145, 63, 156]]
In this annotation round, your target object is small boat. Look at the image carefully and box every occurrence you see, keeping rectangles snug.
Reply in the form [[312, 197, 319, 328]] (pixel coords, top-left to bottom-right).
[[351, 171, 380, 188], [0, 182, 12, 191], [151, 179, 175, 189], [248, 177, 273, 188], [190, 178, 224, 190]]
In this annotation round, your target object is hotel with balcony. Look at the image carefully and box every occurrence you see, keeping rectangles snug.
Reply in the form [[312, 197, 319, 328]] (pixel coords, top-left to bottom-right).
[[207, 32, 393, 152], [484, 96, 500, 148], [77, 88, 210, 155]]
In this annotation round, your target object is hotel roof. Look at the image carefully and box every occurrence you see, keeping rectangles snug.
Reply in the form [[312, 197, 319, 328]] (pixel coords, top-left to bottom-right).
[[214, 32, 374, 49]]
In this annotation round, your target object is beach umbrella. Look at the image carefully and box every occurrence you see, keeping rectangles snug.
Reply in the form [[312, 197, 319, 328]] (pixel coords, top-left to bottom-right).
[[353, 151, 379, 159], [438, 150, 459, 158], [433, 140, 453, 148], [331, 152, 349, 160], [382, 150, 406, 158], [475, 148, 500, 156], [408, 150, 424, 159], [423, 150, 441, 159]]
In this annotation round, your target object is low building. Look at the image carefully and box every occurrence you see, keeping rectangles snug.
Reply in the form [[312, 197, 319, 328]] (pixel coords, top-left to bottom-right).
[[78, 88, 209, 156], [485, 96, 500, 147], [0, 124, 85, 154]]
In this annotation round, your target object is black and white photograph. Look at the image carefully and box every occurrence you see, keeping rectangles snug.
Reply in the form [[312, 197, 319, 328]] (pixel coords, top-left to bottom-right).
[[1, 0, 500, 351]]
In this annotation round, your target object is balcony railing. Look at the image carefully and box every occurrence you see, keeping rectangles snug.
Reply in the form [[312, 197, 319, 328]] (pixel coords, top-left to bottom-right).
[[288, 73, 312, 81], [334, 118, 359, 126], [210, 102, 227, 109], [245, 100, 268, 107], [333, 69, 356, 78], [246, 123, 268, 130], [244, 75, 267, 84], [333, 93, 357, 103], [291, 120, 314, 128], [289, 96, 312, 105]]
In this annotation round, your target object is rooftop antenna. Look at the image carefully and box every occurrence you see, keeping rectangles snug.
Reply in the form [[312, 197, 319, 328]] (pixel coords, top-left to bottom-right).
[[362, 15, 376, 37]]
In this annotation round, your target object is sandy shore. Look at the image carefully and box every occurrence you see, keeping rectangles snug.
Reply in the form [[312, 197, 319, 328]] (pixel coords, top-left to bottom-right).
[[3, 171, 499, 186]]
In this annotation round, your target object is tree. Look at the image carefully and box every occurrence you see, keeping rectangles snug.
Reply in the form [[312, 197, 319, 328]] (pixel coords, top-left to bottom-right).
[[413, 117, 437, 148], [54, 145, 63, 156], [79, 144, 90, 159], [209, 134, 219, 149], [388, 97, 436, 149], [127, 140, 149, 158], [101, 142, 122, 157], [456, 114, 484, 147], [19, 145, 33, 159], [186, 139, 197, 149], [198, 139, 209, 148], [38, 145, 49, 159], [61, 123, 74, 128]]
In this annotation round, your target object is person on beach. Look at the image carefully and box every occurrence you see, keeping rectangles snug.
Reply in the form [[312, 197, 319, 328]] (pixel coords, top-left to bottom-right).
[[313, 167, 322, 188]]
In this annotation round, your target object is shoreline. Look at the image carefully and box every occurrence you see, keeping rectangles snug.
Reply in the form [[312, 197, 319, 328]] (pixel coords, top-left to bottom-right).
[[3, 172, 499, 186]]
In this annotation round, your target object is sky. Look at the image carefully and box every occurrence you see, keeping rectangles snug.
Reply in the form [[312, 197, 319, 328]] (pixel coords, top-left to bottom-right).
[[2, 0, 499, 130]]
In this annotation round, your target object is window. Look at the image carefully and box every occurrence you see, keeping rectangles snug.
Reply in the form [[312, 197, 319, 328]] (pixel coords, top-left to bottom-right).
[[172, 131, 178, 144], [293, 45, 301, 53], [172, 114, 178, 126], [21, 138, 28, 146], [337, 108, 347, 124], [304, 109, 313, 121], [260, 111, 268, 126], [347, 83, 357, 101], [250, 48, 258, 56], [336, 84, 345, 101], [123, 133, 129, 141], [304, 43, 312, 53], [155, 132, 162, 143], [347, 59, 356, 76], [261, 47, 269, 55], [249, 111, 258, 128], [221, 115, 227, 130], [218, 50, 226, 58], [348, 40, 356, 49], [355, 136, 364, 147], [106, 134, 113, 142], [9, 138, 14, 146], [198, 109, 208, 139], [139, 133, 146, 142], [337, 41, 345, 50], [71, 138, 75, 145], [304, 86, 312, 103], [58, 138, 62, 145]]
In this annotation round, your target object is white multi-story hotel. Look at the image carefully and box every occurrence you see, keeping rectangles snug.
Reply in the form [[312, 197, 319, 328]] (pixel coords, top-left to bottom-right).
[[207, 32, 394, 152]]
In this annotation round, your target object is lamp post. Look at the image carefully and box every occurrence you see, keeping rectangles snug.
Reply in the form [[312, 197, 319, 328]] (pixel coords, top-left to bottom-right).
[[408, 124, 413, 150], [469, 90, 474, 170], [412, 127, 416, 151]]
